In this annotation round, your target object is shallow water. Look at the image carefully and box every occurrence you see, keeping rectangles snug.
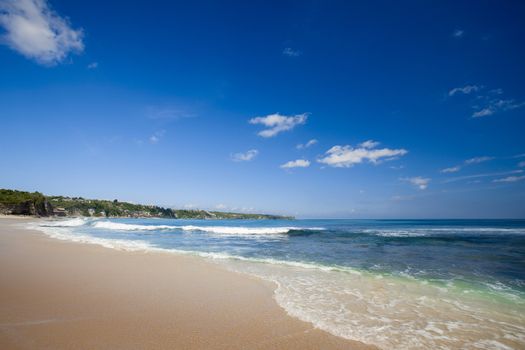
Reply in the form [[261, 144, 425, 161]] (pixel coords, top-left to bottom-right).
[[31, 218, 525, 349]]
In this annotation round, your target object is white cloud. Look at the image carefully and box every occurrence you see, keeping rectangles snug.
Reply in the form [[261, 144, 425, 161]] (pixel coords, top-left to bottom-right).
[[87, 62, 98, 69], [402, 176, 431, 190], [453, 29, 464, 38], [146, 106, 196, 121], [283, 47, 301, 57], [149, 130, 165, 144], [149, 135, 160, 144], [467, 180, 482, 184], [447, 84, 523, 118], [440, 156, 496, 174], [215, 203, 227, 210], [317, 142, 407, 168], [443, 170, 523, 183], [231, 149, 258, 162], [496, 99, 524, 110], [493, 175, 525, 183], [519, 161, 525, 168], [359, 140, 380, 149], [249, 113, 307, 138], [441, 166, 461, 173], [296, 139, 318, 149], [448, 85, 480, 96], [472, 99, 525, 118], [472, 108, 494, 118], [0, 0, 84, 65], [465, 156, 494, 164], [280, 159, 310, 169]]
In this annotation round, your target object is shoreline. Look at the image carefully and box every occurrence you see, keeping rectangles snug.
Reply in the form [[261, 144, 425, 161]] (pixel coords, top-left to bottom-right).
[[0, 217, 375, 349]]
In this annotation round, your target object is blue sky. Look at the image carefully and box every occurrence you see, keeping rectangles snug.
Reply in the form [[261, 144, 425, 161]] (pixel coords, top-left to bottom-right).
[[1, 0, 524, 218]]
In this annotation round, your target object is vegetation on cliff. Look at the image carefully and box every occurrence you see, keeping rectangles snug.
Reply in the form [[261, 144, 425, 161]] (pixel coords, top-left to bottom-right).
[[0, 189, 293, 220], [0, 189, 53, 216]]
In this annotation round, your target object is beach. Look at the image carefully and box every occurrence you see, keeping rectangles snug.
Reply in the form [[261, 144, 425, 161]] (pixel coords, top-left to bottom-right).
[[0, 217, 374, 350], [1, 0, 523, 348]]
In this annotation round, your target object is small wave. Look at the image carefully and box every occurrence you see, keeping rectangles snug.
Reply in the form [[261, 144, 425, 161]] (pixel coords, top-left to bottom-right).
[[286, 228, 325, 236], [92, 221, 176, 231], [423, 227, 525, 234], [190, 252, 363, 274], [370, 230, 428, 237], [177, 225, 324, 235], [363, 227, 525, 237]]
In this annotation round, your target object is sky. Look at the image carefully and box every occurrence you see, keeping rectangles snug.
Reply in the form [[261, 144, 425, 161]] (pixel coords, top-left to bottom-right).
[[0, 0, 524, 218]]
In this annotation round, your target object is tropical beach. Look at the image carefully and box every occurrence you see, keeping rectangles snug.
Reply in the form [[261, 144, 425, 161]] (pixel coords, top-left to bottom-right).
[[1, 213, 524, 349], [1, 0, 525, 349], [0, 217, 373, 350]]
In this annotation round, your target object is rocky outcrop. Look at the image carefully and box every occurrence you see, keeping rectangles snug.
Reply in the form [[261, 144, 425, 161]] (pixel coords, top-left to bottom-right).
[[0, 199, 54, 217]]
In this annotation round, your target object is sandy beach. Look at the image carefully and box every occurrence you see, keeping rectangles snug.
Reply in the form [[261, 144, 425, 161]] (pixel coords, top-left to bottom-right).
[[0, 217, 374, 350]]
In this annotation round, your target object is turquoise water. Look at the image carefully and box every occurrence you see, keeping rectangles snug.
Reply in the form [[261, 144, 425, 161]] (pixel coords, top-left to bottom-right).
[[33, 218, 525, 349]]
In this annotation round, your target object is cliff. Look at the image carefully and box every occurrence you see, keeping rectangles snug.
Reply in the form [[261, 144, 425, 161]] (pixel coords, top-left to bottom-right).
[[0, 189, 54, 216]]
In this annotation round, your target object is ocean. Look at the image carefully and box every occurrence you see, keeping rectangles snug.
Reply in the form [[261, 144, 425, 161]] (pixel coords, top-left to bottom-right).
[[31, 218, 525, 349]]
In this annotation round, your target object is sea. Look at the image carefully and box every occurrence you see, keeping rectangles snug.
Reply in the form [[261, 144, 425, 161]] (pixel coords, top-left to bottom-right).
[[29, 218, 525, 349]]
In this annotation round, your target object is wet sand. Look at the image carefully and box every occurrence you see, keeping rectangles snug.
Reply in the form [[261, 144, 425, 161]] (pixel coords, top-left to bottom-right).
[[0, 217, 376, 349]]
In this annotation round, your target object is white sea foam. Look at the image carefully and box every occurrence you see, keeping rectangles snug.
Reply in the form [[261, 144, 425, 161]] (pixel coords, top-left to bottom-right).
[[424, 227, 525, 233], [363, 227, 525, 237], [222, 259, 525, 350], [91, 221, 323, 235], [35, 225, 155, 252], [373, 230, 428, 237], [187, 252, 363, 275], [177, 225, 321, 235], [41, 218, 88, 227], [92, 221, 175, 231]]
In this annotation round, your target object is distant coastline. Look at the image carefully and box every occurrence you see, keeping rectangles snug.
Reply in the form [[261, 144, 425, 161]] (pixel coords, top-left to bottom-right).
[[0, 189, 293, 220]]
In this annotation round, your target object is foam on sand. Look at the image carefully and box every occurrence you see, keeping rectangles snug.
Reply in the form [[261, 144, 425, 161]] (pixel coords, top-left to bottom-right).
[[31, 224, 155, 252], [222, 259, 525, 350]]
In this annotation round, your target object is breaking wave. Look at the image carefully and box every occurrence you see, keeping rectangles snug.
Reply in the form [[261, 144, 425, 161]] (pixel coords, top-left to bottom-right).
[[41, 218, 89, 227], [91, 221, 325, 235]]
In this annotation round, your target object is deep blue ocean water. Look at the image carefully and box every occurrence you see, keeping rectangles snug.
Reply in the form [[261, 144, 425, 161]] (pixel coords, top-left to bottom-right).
[[33, 218, 525, 349]]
